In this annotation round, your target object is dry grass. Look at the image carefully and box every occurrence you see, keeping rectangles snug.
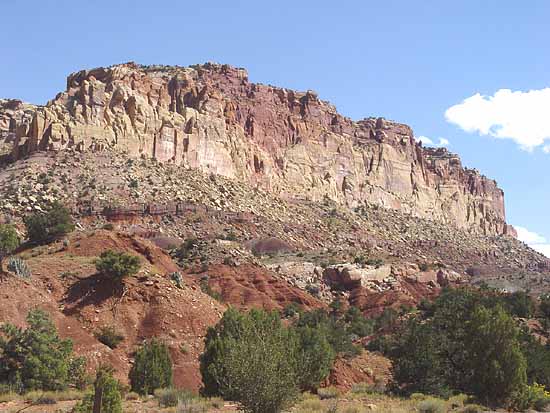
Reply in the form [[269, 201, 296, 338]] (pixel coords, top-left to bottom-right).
[[24, 389, 86, 403], [0, 391, 19, 403]]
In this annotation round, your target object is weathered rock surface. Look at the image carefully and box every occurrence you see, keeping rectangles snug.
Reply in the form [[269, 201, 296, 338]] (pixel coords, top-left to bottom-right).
[[1, 62, 507, 234]]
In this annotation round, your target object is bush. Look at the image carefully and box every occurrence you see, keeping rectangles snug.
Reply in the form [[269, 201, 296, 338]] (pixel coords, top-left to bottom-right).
[[294, 326, 335, 392], [95, 250, 140, 280], [389, 288, 528, 404], [177, 399, 208, 413], [417, 397, 446, 413], [200, 308, 301, 413], [155, 387, 195, 407], [95, 325, 124, 349], [6, 256, 31, 278], [0, 309, 82, 392], [73, 366, 122, 413], [465, 306, 527, 404], [512, 383, 550, 411], [0, 224, 19, 268], [129, 339, 173, 395], [504, 291, 534, 318], [24, 201, 74, 244], [296, 309, 360, 358], [317, 387, 339, 400], [68, 357, 90, 390]]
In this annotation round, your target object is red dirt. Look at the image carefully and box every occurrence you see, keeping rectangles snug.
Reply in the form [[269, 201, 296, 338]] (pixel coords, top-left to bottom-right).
[[327, 351, 392, 391], [189, 263, 325, 311], [0, 230, 225, 391]]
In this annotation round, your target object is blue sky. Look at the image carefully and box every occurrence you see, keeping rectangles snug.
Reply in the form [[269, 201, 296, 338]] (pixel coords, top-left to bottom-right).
[[1, 1, 549, 254]]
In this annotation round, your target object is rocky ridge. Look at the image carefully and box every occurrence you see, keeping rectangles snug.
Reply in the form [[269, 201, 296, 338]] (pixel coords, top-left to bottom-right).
[[0, 62, 510, 235]]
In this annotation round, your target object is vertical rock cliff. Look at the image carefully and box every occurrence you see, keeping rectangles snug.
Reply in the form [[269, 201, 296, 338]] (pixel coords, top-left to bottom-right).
[[0, 62, 509, 235]]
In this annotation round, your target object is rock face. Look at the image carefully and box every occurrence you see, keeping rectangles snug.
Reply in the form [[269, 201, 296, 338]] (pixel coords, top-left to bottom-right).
[[0, 62, 507, 234]]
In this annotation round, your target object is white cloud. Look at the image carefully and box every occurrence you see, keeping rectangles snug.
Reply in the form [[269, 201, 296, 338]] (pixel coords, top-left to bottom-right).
[[515, 225, 550, 258], [445, 88, 550, 151], [417, 136, 450, 147], [543, 145, 550, 154], [532, 244, 550, 258], [516, 226, 547, 244]]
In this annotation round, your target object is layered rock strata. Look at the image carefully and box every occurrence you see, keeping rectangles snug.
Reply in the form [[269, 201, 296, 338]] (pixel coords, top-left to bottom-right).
[[0, 62, 507, 234]]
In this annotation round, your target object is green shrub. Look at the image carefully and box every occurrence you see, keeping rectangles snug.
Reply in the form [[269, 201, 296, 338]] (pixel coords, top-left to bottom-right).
[[6, 256, 31, 278], [294, 326, 335, 392], [73, 366, 122, 413], [417, 397, 446, 413], [95, 325, 124, 349], [155, 387, 195, 407], [199, 278, 222, 301], [200, 308, 301, 413], [465, 306, 526, 404], [283, 302, 302, 318], [389, 288, 528, 404], [296, 309, 360, 358], [68, 356, 90, 390], [0, 224, 19, 268], [504, 291, 534, 318], [317, 387, 339, 400], [0, 309, 82, 392], [511, 383, 550, 411], [24, 201, 74, 244], [177, 399, 208, 413], [129, 339, 173, 395], [95, 250, 140, 280]]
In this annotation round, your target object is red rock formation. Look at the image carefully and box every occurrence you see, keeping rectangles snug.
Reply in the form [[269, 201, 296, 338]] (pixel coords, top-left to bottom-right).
[[0, 62, 508, 234]]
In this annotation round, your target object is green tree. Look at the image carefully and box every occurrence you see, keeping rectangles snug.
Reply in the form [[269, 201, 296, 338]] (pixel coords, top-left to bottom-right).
[[0, 309, 79, 392], [504, 291, 534, 318], [388, 288, 529, 405], [296, 309, 359, 357], [293, 326, 335, 392], [95, 250, 141, 280], [539, 294, 550, 320], [24, 201, 74, 244], [389, 318, 450, 397], [465, 305, 527, 405], [129, 339, 173, 395], [73, 366, 122, 413], [200, 308, 299, 413], [0, 224, 19, 269], [520, 329, 550, 387]]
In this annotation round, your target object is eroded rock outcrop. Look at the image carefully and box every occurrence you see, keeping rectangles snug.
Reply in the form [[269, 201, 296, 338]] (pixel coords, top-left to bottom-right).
[[0, 62, 507, 234]]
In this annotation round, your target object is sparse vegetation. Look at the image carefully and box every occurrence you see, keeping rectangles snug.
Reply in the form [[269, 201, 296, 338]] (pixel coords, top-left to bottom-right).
[[0, 224, 19, 269], [155, 387, 195, 407], [95, 250, 141, 280], [95, 325, 124, 349], [24, 201, 74, 244], [6, 256, 31, 278]]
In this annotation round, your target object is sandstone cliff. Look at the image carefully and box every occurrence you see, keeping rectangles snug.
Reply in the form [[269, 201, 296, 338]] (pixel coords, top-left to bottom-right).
[[0, 62, 509, 235]]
